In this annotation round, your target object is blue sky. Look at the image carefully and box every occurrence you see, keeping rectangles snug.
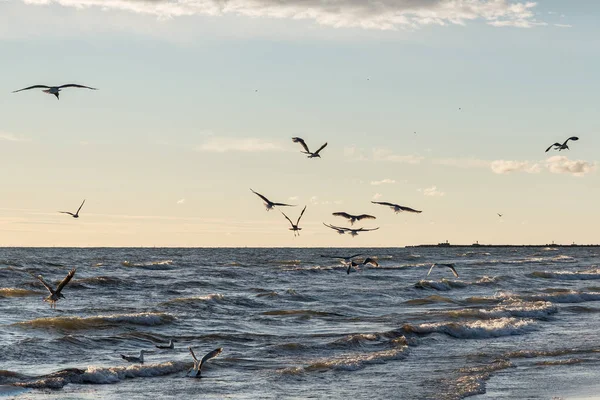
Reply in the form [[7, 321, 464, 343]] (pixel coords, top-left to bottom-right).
[[0, 0, 598, 246]]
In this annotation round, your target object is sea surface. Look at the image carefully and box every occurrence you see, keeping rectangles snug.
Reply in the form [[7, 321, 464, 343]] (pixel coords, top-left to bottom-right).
[[1, 247, 600, 399]]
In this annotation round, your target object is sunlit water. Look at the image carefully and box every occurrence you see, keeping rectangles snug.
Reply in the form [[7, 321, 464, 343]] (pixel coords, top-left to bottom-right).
[[1, 247, 600, 399]]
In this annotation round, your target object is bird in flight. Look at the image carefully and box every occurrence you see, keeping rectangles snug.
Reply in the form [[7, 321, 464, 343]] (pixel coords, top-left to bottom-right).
[[371, 201, 422, 214], [59, 200, 85, 219], [345, 257, 379, 275], [188, 347, 223, 378], [291, 137, 328, 158], [12, 84, 97, 100], [121, 350, 147, 364], [323, 223, 379, 237], [497, 213, 503, 218], [332, 212, 376, 226], [545, 137, 579, 152], [427, 263, 459, 278], [281, 206, 307, 237], [29, 268, 76, 309], [156, 339, 175, 349], [323, 223, 348, 235], [250, 189, 295, 211]]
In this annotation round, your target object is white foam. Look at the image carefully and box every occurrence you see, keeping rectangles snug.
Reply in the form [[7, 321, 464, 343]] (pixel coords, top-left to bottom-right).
[[406, 317, 536, 338]]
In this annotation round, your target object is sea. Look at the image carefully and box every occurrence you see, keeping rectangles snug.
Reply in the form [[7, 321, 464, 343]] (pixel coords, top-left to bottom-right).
[[1, 247, 600, 399]]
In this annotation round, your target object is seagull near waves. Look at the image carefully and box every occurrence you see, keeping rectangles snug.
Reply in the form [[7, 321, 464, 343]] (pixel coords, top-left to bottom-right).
[[156, 339, 175, 349], [321, 254, 378, 274], [28, 268, 76, 309], [322, 223, 379, 237], [188, 347, 223, 378], [427, 263, 459, 278], [121, 350, 147, 364], [332, 212, 376, 226], [12, 84, 97, 100], [59, 199, 85, 219], [250, 189, 295, 211], [281, 206, 307, 237], [291, 137, 328, 158], [545, 136, 579, 152], [371, 201, 422, 214]]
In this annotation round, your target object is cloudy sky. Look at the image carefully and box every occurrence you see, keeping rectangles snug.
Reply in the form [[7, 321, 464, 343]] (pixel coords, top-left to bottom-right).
[[0, 0, 598, 246]]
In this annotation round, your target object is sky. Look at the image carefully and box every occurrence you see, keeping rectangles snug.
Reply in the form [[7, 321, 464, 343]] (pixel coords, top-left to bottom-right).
[[0, 0, 598, 247]]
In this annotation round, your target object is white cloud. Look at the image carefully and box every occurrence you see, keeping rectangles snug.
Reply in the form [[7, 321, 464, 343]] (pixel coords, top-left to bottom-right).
[[19, 0, 544, 30], [177, 198, 186, 205], [554, 23, 572, 28], [420, 186, 445, 197], [545, 156, 596, 177], [372, 193, 383, 200], [371, 178, 396, 186], [490, 160, 541, 174], [433, 157, 490, 168], [372, 148, 423, 164], [0, 132, 30, 142], [197, 137, 283, 153]]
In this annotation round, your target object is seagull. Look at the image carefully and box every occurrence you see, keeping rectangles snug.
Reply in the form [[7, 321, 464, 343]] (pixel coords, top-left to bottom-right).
[[59, 200, 85, 219], [12, 84, 97, 100], [188, 347, 223, 378], [323, 223, 347, 235], [427, 263, 459, 278], [250, 189, 295, 211], [332, 212, 376, 226], [121, 350, 147, 364], [28, 268, 76, 309], [371, 201, 422, 214], [346, 257, 379, 275], [323, 223, 379, 237], [497, 213, 503, 218], [291, 137, 328, 158], [156, 339, 175, 349], [281, 206, 306, 237], [545, 136, 579, 152]]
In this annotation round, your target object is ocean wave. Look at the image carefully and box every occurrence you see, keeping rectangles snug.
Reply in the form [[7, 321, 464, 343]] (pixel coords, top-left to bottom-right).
[[442, 360, 513, 400], [530, 268, 600, 280], [404, 317, 536, 339], [15, 312, 174, 331], [162, 293, 224, 305], [529, 290, 600, 304], [443, 300, 557, 320], [73, 276, 127, 286], [415, 276, 501, 291], [404, 295, 459, 305], [121, 260, 174, 269], [0, 288, 43, 297], [262, 309, 342, 317]]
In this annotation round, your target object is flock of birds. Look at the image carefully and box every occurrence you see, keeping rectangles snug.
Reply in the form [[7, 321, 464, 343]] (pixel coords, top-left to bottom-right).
[[8, 81, 582, 379]]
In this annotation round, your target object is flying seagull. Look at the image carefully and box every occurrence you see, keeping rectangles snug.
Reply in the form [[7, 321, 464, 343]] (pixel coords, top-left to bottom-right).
[[281, 206, 306, 237], [29, 268, 76, 309], [371, 201, 422, 214], [156, 339, 175, 349], [291, 137, 328, 158], [323, 223, 347, 235], [188, 347, 223, 378], [497, 213, 503, 218], [250, 189, 295, 211], [332, 212, 376, 226], [323, 223, 379, 237], [59, 200, 85, 219], [545, 136, 579, 152], [121, 350, 147, 364], [346, 257, 379, 275], [12, 84, 97, 100], [427, 263, 459, 278]]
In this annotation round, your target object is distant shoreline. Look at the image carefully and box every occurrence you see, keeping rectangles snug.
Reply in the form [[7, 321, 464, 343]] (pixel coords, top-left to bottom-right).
[[407, 243, 600, 248]]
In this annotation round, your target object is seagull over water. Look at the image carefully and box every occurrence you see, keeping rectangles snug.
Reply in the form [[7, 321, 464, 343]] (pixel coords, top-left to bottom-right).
[[59, 200, 85, 219], [323, 223, 379, 237], [29, 268, 76, 309], [156, 339, 175, 349], [346, 257, 379, 275], [121, 350, 147, 364], [250, 189, 295, 211], [332, 212, 376, 226], [371, 201, 422, 214], [323, 223, 347, 235], [12, 84, 97, 100], [427, 263, 459, 278], [545, 136, 579, 152], [291, 137, 328, 158], [188, 347, 223, 378], [281, 206, 306, 237]]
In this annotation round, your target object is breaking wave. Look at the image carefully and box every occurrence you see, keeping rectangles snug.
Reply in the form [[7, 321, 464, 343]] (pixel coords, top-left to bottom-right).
[[15, 313, 174, 331]]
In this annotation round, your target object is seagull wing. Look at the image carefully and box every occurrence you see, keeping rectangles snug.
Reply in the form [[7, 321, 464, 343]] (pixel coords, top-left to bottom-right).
[[320, 253, 363, 259], [57, 84, 98, 90], [12, 85, 51, 93], [444, 264, 459, 278], [545, 143, 561, 152], [32, 273, 55, 294], [399, 206, 422, 213], [292, 137, 310, 153], [356, 214, 376, 221], [280, 211, 295, 228], [76, 200, 85, 215], [363, 257, 379, 267], [347, 264, 352, 275], [250, 189, 272, 205], [323, 223, 350, 231], [357, 227, 379, 232], [199, 348, 223, 371], [59, 211, 76, 216], [332, 212, 352, 220], [371, 201, 396, 208], [272, 202, 295, 207], [564, 136, 579, 145], [188, 347, 199, 363], [313, 142, 328, 155], [296, 206, 307, 225], [55, 268, 76, 295], [427, 264, 436, 276]]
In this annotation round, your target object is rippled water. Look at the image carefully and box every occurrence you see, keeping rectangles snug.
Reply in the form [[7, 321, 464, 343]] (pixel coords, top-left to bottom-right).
[[1, 247, 600, 399]]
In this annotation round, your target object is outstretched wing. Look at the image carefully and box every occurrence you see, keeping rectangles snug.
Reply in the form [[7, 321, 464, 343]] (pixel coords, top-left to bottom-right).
[[280, 211, 295, 228], [313, 142, 328, 155], [357, 227, 379, 232], [272, 202, 295, 207], [188, 347, 199, 363], [356, 214, 376, 221], [545, 143, 561, 152], [347, 264, 352, 275], [12, 85, 51, 93], [444, 264, 459, 278], [399, 206, 422, 213], [332, 212, 352, 220], [250, 189, 272, 205], [564, 136, 579, 145], [59, 211, 75, 216], [363, 257, 379, 267], [323, 223, 349, 231], [371, 201, 396, 208], [76, 200, 86, 215], [30, 272, 54, 294], [296, 206, 307, 225], [55, 268, 76, 294], [58, 84, 98, 90], [427, 264, 436, 276], [199, 348, 223, 371], [292, 137, 310, 153]]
